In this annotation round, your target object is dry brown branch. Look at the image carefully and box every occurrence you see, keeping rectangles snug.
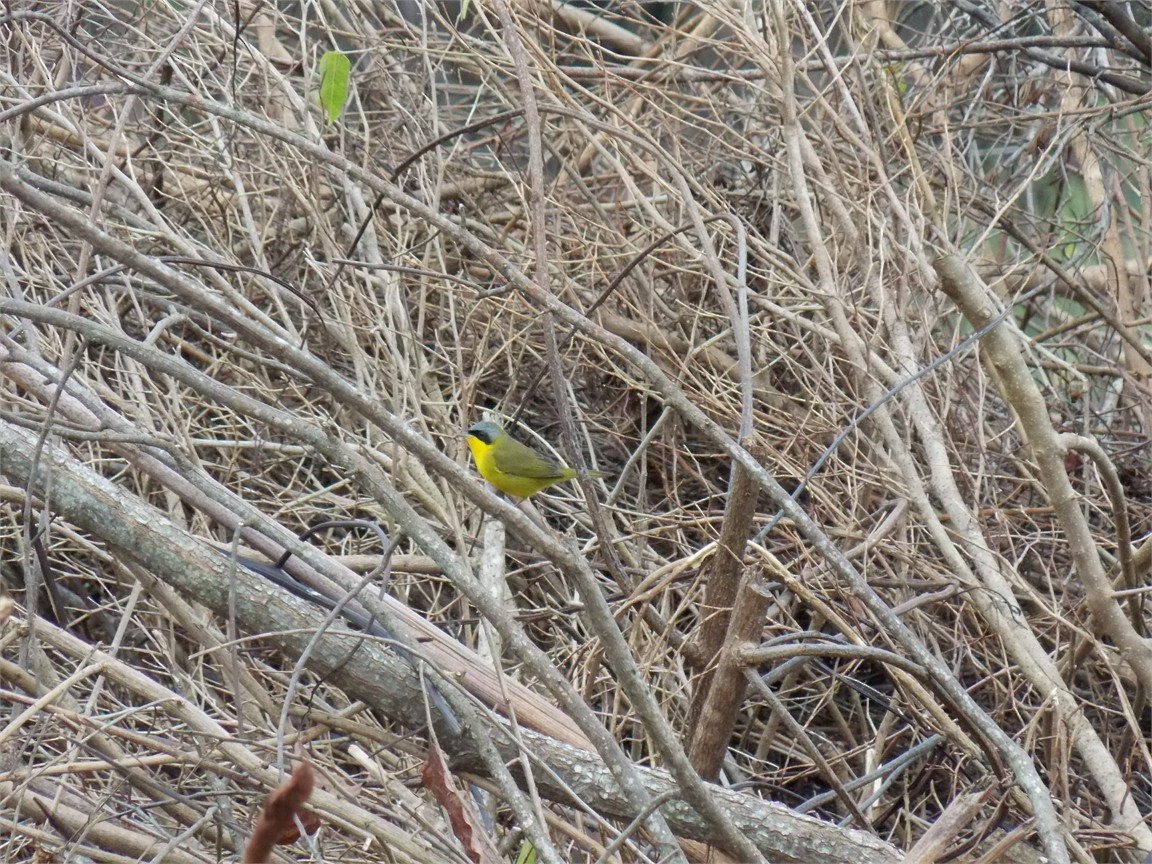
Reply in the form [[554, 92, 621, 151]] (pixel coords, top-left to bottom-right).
[[899, 787, 990, 864], [684, 450, 763, 779]]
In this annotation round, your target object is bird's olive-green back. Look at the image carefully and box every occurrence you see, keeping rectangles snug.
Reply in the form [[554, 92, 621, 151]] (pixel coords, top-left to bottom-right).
[[491, 434, 570, 479]]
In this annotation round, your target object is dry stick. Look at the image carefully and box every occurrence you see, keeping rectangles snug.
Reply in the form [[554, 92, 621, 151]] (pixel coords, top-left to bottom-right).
[[531, 147, 760, 790], [125, 561, 282, 722], [8, 783, 206, 864], [901, 788, 993, 864], [1075, 1, 1152, 64], [512, 213, 730, 428], [934, 259, 1152, 857], [1058, 433, 1141, 631], [1047, 6, 1152, 406], [752, 290, 1041, 542], [18, 341, 84, 669], [488, 6, 591, 849], [798, 733, 947, 820], [0, 340, 562, 864], [845, 278, 1152, 852], [581, 90, 760, 791], [804, 0, 1146, 851], [740, 642, 931, 682], [549, 35, 1121, 79], [326, 107, 524, 297], [0, 596, 216, 845], [679, 212, 764, 779], [567, 10, 706, 175], [481, 5, 578, 860], [684, 448, 762, 779], [935, 255, 1152, 699], [515, 223, 727, 637]]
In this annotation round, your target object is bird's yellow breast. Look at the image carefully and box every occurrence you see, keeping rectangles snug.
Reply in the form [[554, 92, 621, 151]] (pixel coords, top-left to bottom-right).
[[467, 432, 572, 498]]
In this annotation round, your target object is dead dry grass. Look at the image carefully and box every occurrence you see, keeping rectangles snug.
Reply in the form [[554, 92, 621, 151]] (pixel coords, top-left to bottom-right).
[[1, 1, 1150, 863]]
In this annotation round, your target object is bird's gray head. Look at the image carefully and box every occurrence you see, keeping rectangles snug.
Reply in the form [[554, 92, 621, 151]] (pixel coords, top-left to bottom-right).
[[467, 421, 504, 445]]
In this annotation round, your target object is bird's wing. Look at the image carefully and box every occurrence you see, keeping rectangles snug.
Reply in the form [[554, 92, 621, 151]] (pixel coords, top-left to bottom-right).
[[492, 438, 568, 479]]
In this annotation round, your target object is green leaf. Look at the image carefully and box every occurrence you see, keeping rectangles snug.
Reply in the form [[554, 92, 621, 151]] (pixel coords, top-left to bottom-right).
[[457, 0, 471, 22], [318, 50, 350, 123], [514, 840, 536, 864]]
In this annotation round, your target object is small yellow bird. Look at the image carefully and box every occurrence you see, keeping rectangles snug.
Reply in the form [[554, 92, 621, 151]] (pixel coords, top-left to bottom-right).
[[466, 421, 603, 498]]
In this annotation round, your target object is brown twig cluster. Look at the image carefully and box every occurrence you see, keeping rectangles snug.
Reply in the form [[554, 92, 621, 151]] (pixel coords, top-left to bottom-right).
[[1, 2, 1150, 863]]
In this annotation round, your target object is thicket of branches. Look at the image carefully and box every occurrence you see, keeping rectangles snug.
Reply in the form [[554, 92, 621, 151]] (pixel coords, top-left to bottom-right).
[[2, 1, 1150, 863]]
